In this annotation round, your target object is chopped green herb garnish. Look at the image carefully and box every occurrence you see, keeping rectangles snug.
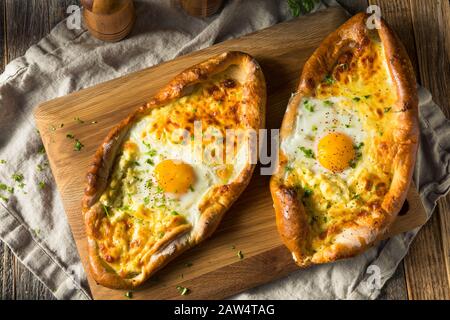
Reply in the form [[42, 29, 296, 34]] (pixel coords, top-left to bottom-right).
[[142, 141, 157, 157], [143, 197, 150, 205], [145, 180, 153, 189], [38, 146, 46, 154], [66, 133, 75, 139], [285, 165, 294, 173], [0, 195, 8, 202], [345, 124, 351, 128], [142, 141, 154, 149], [102, 204, 111, 217], [145, 158, 154, 166], [287, 0, 319, 16], [324, 74, 335, 85], [189, 185, 195, 192], [303, 100, 314, 112], [312, 125, 318, 132], [349, 148, 363, 168], [38, 181, 46, 189], [352, 194, 361, 200], [384, 107, 392, 113], [237, 250, 244, 260], [12, 173, 24, 183], [171, 210, 179, 216], [176, 286, 190, 296], [364, 95, 371, 99], [323, 100, 334, 107], [0, 160, 6, 164], [156, 203, 167, 209], [74, 139, 84, 151], [303, 188, 313, 197], [299, 146, 315, 159], [159, 232, 165, 238], [353, 97, 361, 102], [124, 292, 132, 299], [0, 183, 7, 191]]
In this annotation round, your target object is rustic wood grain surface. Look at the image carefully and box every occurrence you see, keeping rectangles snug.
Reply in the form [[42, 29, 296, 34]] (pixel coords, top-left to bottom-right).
[[0, 0, 449, 300]]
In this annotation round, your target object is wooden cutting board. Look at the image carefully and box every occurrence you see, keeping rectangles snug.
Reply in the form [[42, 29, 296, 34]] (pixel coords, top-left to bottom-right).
[[34, 7, 428, 300]]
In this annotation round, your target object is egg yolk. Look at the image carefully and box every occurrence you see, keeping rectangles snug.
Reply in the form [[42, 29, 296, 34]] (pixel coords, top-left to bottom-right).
[[155, 160, 196, 194], [317, 132, 355, 172]]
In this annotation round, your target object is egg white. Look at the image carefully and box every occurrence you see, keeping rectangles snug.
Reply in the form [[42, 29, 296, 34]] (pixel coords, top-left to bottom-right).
[[110, 114, 250, 229], [281, 96, 366, 180]]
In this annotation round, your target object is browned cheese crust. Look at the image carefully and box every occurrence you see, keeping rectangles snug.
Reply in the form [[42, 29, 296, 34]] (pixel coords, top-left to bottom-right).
[[270, 13, 418, 266], [82, 51, 266, 289]]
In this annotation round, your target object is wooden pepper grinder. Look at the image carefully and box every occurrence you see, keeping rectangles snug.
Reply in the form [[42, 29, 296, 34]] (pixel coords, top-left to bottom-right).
[[82, 0, 136, 42], [180, 0, 224, 17]]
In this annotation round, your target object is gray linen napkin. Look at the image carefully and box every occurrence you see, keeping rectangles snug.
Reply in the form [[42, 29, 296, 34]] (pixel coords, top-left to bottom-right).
[[0, 0, 449, 300]]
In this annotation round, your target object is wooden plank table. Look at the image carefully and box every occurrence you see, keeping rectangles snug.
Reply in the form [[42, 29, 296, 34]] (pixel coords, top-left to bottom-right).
[[0, 0, 449, 300]]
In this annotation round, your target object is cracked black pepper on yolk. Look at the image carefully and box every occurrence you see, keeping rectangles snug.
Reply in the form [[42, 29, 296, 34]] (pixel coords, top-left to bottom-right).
[[317, 132, 356, 172]]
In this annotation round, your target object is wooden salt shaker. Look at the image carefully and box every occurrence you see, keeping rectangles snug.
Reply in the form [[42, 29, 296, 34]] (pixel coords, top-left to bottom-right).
[[180, 0, 223, 17], [82, 0, 136, 42]]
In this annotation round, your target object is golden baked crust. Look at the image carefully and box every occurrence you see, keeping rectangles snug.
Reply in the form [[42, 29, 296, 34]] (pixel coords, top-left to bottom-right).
[[270, 13, 418, 266], [82, 51, 266, 289]]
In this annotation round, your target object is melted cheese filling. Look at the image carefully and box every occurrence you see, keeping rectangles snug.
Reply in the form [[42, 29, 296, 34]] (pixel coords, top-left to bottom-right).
[[282, 37, 398, 253]]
